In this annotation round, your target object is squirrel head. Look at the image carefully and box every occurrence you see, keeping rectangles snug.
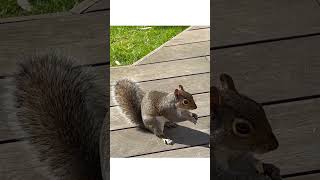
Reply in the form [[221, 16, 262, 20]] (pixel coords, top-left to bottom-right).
[[174, 85, 197, 110], [212, 73, 279, 154]]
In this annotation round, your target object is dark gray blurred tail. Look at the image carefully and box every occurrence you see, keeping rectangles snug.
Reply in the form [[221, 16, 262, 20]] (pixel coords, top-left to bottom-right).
[[15, 53, 106, 179]]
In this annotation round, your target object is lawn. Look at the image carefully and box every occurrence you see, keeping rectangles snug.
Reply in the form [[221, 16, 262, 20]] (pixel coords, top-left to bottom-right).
[[110, 26, 188, 66], [0, 0, 84, 18]]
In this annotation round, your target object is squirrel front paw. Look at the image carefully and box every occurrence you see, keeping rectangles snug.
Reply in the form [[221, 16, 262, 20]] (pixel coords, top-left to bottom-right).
[[263, 163, 282, 180], [162, 138, 174, 145], [190, 113, 198, 124]]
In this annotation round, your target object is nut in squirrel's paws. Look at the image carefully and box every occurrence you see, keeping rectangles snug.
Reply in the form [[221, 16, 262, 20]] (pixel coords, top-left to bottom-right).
[[162, 138, 174, 145], [263, 163, 282, 180], [191, 113, 198, 124]]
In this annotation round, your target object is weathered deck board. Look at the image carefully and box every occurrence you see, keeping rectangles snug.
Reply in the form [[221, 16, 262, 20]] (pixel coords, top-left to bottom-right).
[[212, 0, 320, 47], [213, 36, 320, 104], [189, 26, 210, 31], [205, 55, 210, 61], [4, 98, 319, 173], [0, 141, 47, 180], [258, 99, 320, 175], [141, 146, 210, 158], [0, 11, 108, 76], [135, 41, 210, 65], [285, 174, 320, 180], [111, 57, 210, 85], [110, 116, 210, 157], [0, 12, 72, 24], [70, 0, 100, 14], [165, 28, 210, 46], [85, 0, 109, 13], [0, 78, 20, 141], [111, 93, 209, 130], [110, 73, 209, 106]]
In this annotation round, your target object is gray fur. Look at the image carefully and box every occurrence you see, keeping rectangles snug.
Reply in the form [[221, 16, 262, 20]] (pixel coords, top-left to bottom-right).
[[114, 79, 198, 143], [13, 53, 106, 179], [212, 74, 281, 180], [114, 79, 145, 127]]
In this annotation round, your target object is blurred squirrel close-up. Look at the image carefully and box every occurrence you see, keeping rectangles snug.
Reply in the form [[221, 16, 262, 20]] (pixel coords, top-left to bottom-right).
[[211, 74, 282, 180], [2, 53, 281, 180], [1, 53, 109, 180]]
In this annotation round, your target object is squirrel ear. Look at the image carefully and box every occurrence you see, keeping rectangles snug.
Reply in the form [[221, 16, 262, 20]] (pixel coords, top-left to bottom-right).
[[174, 89, 180, 97], [178, 85, 184, 91], [211, 86, 221, 111], [220, 73, 237, 92]]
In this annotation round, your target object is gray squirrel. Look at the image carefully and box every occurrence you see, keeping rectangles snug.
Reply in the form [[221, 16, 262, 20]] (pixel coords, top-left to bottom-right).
[[114, 79, 199, 145], [2, 53, 109, 180], [211, 73, 282, 180]]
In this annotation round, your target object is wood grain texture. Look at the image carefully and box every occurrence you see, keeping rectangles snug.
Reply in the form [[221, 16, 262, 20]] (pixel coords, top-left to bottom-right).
[[110, 116, 210, 157], [165, 28, 210, 46], [110, 73, 209, 106], [284, 174, 320, 179], [0, 141, 49, 180], [84, 0, 109, 13], [0, 11, 109, 76], [258, 99, 320, 175], [2, 100, 320, 174], [212, 0, 320, 47], [141, 146, 210, 157], [70, 0, 100, 14], [0, 78, 26, 141], [0, 12, 71, 24], [136, 41, 210, 65], [213, 36, 320, 104], [205, 55, 210, 61], [111, 57, 210, 85], [189, 26, 210, 31], [110, 93, 209, 130]]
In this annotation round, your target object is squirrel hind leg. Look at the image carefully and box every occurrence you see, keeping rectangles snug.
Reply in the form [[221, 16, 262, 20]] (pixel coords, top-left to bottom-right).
[[142, 115, 175, 145]]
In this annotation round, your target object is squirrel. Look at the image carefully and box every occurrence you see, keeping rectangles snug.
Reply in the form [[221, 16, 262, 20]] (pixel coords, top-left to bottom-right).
[[3, 53, 108, 180], [114, 79, 199, 145], [211, 73, 282, 180]]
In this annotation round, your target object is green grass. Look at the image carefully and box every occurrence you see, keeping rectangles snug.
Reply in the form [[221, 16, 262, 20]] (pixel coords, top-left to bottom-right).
[[0, 0, 84, 18], [110, 26, 188, 66]]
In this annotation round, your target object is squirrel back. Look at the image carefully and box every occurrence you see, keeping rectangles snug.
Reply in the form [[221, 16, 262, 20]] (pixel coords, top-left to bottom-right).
[[114, 79, 145, 127], [14, 54, 106, 179]]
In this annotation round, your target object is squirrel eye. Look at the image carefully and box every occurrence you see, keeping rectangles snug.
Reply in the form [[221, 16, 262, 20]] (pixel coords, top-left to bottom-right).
[[232, 118, 252, 137], [183, 99, 189, 105]]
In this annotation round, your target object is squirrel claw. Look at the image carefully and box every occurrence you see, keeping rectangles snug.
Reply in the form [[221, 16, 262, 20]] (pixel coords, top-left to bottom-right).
[[190, 113, 198, 124], [163, 138, 174, 145], [263, 163, 282, 180], [192, 113, 198, 120]]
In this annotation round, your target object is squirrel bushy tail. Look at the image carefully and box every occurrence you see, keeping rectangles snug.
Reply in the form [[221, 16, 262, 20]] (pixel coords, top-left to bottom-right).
[[114, 79, 145, 127], [15, 54, 106, 179]]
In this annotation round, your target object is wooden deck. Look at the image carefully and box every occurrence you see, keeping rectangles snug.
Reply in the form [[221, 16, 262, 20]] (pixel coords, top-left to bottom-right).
[[0, 0, 320, 179], [110, 27, 210, 157], [0, 0, 108, 179], [213, 0, 320, 179]]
